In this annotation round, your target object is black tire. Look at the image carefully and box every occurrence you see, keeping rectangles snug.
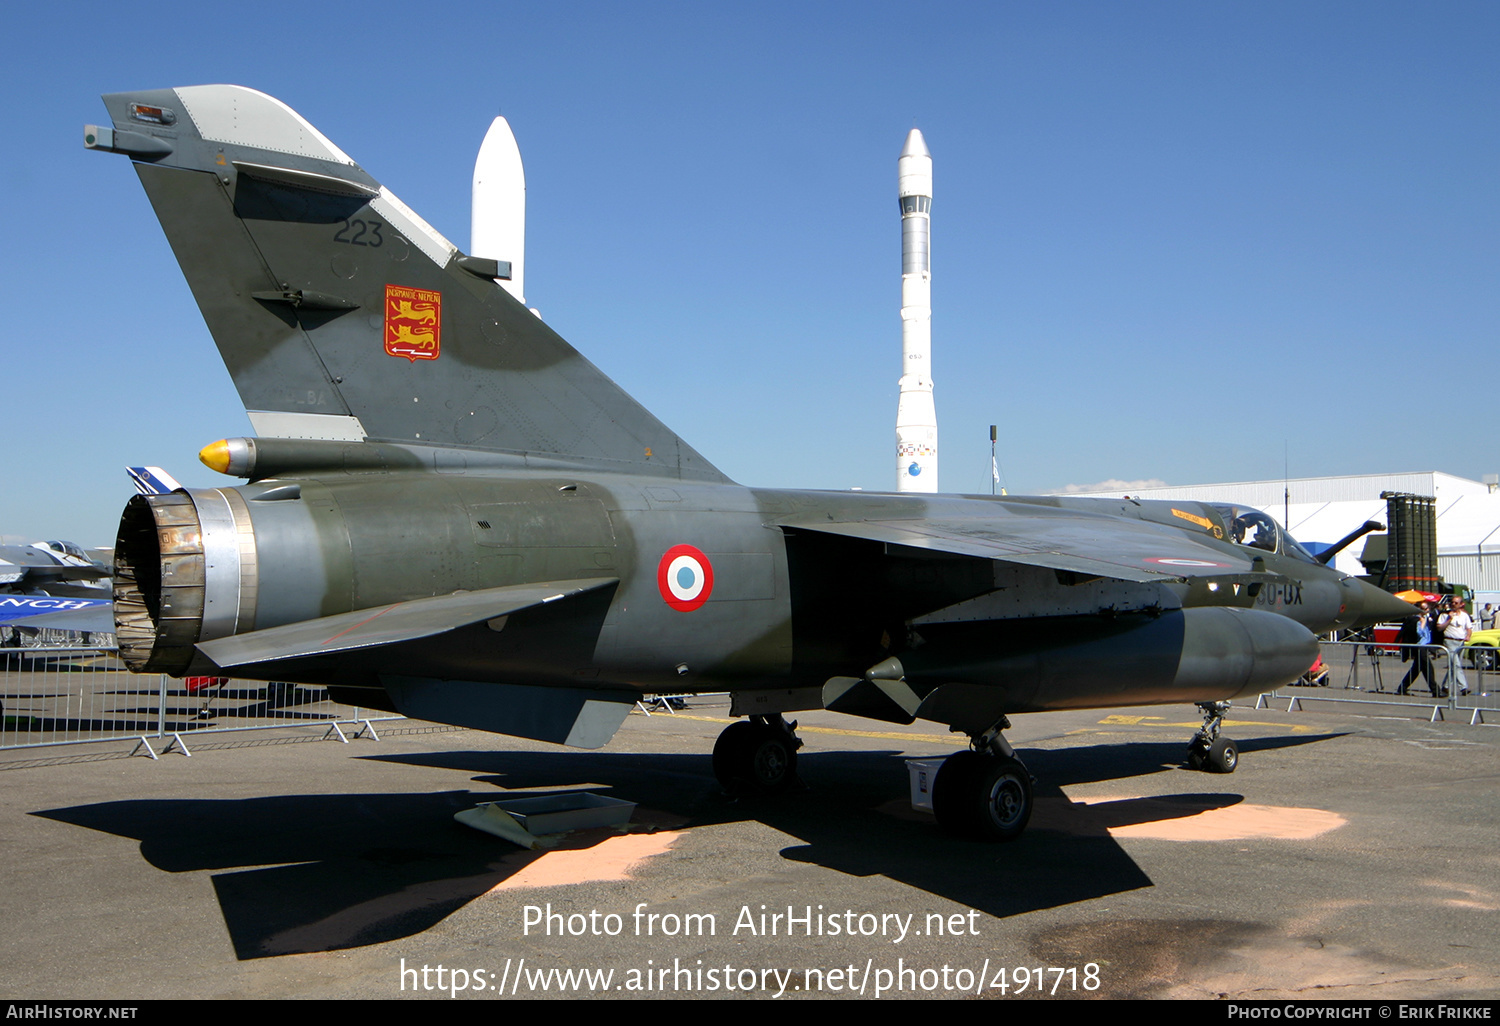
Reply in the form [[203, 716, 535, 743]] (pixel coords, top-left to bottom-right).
[[712, 720, 798, 795], [1206, 737, 1238, 773], [712, 721, 756, 791], [932, 750, 1033, 841], [932, 750, 985, 836]]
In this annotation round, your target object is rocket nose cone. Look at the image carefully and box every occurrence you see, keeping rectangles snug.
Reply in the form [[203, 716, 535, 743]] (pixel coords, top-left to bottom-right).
[[476, 116, 523, 174], [901, 128, 930, 158]]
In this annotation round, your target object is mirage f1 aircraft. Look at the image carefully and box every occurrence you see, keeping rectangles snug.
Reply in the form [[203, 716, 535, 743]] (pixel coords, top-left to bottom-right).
[[86, 86, 1414, 841]]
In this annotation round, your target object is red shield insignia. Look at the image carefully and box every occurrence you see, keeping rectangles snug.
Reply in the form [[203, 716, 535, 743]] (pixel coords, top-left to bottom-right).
[[384, 284, 441, 362]]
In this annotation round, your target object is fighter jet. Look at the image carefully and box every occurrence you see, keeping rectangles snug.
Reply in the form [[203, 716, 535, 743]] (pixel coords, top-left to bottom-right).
[[85, 86, 1414, 841], [0, 540, 109, 598], [0, 469, 184, 641]]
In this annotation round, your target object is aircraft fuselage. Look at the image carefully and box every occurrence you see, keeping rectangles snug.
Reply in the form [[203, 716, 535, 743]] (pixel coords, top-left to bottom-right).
[[113, 462, 1395, 728]]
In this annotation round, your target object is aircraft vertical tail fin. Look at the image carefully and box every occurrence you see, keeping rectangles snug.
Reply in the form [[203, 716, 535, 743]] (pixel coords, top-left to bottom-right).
[[127, 466, 182, 495], [88, 86, 726, 482]]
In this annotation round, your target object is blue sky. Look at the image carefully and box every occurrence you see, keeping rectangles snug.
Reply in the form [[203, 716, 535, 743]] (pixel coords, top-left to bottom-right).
[[4, 2, 1498, 544]]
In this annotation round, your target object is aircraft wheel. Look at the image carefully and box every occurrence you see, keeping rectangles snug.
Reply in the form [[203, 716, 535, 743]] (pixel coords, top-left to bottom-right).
[[932, 750, 1033, 841], [712, 721, 756, 790], [932, 750, 985, 834], [748, 730, 797, 791], [1205, 737, 1238, 773], [712, 720, 798, 796]]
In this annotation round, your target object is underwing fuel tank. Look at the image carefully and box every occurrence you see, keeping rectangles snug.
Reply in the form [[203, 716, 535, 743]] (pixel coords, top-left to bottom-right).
[[869, 607, 1317, 730]]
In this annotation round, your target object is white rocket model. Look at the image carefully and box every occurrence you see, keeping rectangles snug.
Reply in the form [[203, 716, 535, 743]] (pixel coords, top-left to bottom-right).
[[895, 128, 937, 492], [471, 116, 526, 305]]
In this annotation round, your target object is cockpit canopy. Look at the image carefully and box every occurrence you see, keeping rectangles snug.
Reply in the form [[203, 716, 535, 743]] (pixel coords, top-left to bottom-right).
[[1208, 505, 1317, 564], [38, 540, 90, 561]]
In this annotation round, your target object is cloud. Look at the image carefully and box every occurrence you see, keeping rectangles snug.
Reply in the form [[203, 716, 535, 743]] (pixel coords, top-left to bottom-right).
[[1052, 478, 1168, 495]]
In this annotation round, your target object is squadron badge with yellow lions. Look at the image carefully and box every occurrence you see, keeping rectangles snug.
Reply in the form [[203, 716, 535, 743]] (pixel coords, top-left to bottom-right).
[[384, 284, 442, 362]]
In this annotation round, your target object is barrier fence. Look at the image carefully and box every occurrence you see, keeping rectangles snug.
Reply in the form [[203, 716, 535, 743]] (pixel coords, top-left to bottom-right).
[[4, 638, 1495, 755], [1266, 639, 1500, 723], [0, 647, 400, 752]]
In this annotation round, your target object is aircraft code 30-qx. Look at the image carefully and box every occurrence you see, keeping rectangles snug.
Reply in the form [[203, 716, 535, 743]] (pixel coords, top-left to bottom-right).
[[399, 958, 1102, 997]]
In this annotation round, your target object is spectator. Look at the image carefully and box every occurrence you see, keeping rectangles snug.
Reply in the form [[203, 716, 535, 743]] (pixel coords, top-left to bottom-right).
[[1396, 600, 1439, 697], [1438, 597, 1474, 697]]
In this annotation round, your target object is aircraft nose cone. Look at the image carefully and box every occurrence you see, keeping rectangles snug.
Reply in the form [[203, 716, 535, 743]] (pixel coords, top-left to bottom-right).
[[1344, 578, 1418, 630]]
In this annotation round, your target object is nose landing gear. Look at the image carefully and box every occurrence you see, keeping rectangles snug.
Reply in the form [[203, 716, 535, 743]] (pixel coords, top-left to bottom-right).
[[1186, 701, 1238, 773]]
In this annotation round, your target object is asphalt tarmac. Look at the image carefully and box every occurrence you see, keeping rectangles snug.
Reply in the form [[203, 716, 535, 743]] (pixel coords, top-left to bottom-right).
[[2, 697, 1497, 1001]]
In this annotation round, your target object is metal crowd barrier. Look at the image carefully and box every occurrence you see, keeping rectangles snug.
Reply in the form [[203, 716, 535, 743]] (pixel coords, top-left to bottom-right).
[[1264, 639, 1500, 724], [7, 636, 1493, 755], [0, 647, 402, 752]]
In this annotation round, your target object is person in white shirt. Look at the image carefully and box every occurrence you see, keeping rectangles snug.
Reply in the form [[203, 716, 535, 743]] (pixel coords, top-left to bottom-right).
[[1438, 597, 1474, 697]]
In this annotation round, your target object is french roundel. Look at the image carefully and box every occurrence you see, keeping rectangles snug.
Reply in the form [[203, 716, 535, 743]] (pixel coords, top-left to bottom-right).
[[1144, 557, 1232, 568], [658, 544, 714, 611]]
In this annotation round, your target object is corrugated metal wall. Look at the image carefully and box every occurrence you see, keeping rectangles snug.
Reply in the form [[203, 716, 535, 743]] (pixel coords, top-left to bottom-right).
[[1439, 554, 1500, 594]]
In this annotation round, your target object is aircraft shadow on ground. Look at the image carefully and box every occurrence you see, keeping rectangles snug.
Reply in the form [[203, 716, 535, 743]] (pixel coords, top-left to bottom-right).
[[32, 731, 1343, 960]]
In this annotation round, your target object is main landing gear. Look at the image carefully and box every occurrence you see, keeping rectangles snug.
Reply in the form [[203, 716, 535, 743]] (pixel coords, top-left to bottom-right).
[[712, 714, 805, 796], [932, 717, 1034, 842], [1186, 701, 1238, 773]]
